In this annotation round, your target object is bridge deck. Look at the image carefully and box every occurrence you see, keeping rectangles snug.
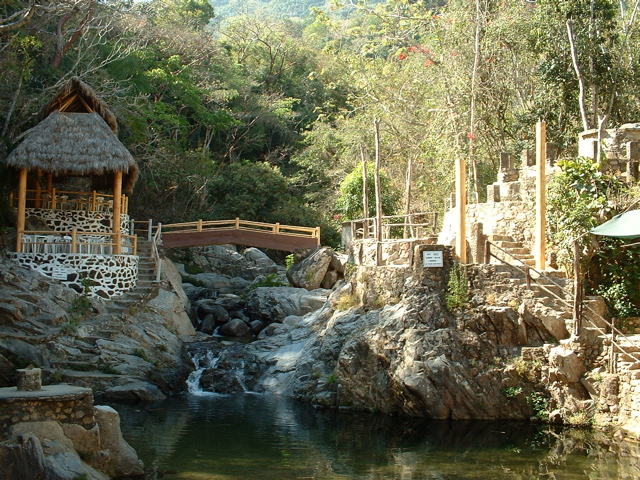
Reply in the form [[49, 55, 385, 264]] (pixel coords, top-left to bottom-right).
[[160, 219, 320, 251]]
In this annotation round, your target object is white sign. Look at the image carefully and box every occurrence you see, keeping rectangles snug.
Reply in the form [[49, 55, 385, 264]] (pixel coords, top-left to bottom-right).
[[51, 267, 73, 280], [422, 251, 443, 268]]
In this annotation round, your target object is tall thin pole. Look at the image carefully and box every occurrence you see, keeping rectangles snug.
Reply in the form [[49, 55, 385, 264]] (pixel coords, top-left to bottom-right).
[[404, 157, 413, 239], [456, 157, 467, 263], [536, 121, 547, 271], [16, 168, 27, 252], [113, 172, 123, 255], [374, 119, 383, 265], [361, 146, 369, 239]]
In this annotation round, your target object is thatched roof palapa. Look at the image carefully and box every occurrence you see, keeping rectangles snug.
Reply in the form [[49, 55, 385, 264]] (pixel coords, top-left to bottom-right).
[[5, 111, 138, 192], [41, 76, 119, 133]]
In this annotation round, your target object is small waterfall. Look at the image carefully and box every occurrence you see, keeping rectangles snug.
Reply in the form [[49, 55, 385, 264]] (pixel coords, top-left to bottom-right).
[[186, 347, 253, 395], [186, 350, 221, 396]]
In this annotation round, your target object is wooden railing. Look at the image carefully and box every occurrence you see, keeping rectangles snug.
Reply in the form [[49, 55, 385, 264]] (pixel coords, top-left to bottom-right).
[[349, 212, 439, 240], [161, 218, 320, 243], [17, 229, 137, 256], [11, 189, 129, 214]]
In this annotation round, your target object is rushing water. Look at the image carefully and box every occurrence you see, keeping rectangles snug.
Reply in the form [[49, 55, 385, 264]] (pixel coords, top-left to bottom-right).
[[114, 392, 640, 480]]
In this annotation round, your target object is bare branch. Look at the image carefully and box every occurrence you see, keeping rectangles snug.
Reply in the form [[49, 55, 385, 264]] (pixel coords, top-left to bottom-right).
[[567, 20, 590, 131]]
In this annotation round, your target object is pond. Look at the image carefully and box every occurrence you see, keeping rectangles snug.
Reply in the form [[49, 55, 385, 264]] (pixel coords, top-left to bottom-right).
[[114, 393, 640, 480]]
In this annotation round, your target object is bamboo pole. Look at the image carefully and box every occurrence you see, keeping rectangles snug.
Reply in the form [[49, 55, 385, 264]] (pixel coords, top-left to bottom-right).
[[573, 239, 583, 337], [404, 157, 413, 239], [456, 158, 467, 263], [374, 119, 383, 265], [535, 121, 547, 271]]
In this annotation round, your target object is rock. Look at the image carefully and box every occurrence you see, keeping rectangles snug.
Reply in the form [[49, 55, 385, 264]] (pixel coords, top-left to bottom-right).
[[197, 302, 229, 325], [101, 381, 167, 403], [94, 406, 145, 477], [199, 314, 216, 335], [330, 252, 347, 274], [321, 270, 338, 289], [549, 345, 586, 384], [148, 289, 196, 337], [215, 294, 245, 312], [218, 318, 251, 337], [182, 284, 213, 303], [250, 320, 266, 334], [0, 353, 15, 387], [245, 287, 331, 324], [244, 248, 278, 274], [287, 247, 333, 290]]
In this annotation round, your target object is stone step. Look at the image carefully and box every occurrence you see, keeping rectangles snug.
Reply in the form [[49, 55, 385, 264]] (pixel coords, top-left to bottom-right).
[[504, 247, 531, 255], [492, 241, 522, 249], [617, 361, 640, 371], [489, 235, 516, 242], [50, 359, 99, 371]]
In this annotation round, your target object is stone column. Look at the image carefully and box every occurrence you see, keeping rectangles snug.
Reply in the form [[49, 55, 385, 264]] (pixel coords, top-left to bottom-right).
[[16, 368, 42, 391]]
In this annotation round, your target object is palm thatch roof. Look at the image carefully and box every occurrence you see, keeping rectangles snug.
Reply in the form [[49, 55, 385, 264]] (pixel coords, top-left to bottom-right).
[[4, 111, 138, 192], [40, 76, 119, 133]]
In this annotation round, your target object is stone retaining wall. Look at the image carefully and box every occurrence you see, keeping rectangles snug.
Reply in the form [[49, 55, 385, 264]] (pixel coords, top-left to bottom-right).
[[9, 253, 138, 299], [0, 387, 95, 434]]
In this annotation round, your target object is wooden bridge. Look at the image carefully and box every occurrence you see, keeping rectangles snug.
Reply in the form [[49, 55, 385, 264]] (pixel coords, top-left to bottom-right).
[[160, 218, 321, 251]]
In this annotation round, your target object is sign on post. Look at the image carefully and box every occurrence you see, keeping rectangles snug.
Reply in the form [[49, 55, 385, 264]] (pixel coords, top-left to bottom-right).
[[423, 251, 443, 268]]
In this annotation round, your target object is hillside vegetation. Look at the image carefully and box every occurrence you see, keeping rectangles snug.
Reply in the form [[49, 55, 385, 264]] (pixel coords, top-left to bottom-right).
[[1, 0, 640, 250]]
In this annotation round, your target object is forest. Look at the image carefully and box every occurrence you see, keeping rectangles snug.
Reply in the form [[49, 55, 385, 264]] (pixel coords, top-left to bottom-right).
[[1, 0, 640, 249]]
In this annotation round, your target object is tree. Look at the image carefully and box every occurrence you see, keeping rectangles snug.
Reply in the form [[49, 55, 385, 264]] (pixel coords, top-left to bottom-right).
[[335, 162, 400, 220]]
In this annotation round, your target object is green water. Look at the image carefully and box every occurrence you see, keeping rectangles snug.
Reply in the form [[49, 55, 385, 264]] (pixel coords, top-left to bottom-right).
[[114, 393, 640, 479]]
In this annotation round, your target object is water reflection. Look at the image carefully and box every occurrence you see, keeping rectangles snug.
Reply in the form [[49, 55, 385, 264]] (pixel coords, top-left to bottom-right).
[[113, 393, 640, 479]]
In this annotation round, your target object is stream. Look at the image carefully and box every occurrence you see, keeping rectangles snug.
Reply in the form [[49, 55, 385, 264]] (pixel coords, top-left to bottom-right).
[[114, 392, 640, 479]]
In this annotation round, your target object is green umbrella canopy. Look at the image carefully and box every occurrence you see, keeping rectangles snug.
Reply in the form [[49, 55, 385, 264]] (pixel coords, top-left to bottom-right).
[[591, 210, 640, 239]]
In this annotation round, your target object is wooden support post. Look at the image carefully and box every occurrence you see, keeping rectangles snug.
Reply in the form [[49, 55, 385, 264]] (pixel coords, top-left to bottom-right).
[[148, 219, 153, 242], [274, 222, 280, 233], [235, 217, 240, 229], [51, 188, 57, 210], [71, 228, 77, 253], [91, 190, 97, 211], [535, 121, 547, 271], [113, 172, 123, 254], [316, 227, 321, 245], [133, 235, 138, 256], [456, 157, 467, 263], [197, 219, 203, 232], [16, 168, 27, 253], [35, 169, 42, 208]]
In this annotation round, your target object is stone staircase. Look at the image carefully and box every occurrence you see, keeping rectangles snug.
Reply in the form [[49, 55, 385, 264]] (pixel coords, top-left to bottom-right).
[[104, 238, 159, 315], [488, 235, 536, 267]]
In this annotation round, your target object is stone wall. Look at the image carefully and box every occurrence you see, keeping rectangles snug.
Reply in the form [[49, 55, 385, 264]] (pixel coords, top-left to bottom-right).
[[26, 208, 131, 235], [9, 252, 138, 299], [579, 124, 640, 180], [0, 387, 95, 433], [349, 238, 440, 267]]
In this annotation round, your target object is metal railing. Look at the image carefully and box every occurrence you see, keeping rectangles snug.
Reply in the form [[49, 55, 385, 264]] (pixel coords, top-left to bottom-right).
[[485, 240, 640, 373]]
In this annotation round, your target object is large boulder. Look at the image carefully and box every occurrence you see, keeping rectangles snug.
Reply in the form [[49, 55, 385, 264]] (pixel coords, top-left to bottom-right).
[[245, 287, 331, 324], [94, 406, 145, 477], [287, 247, 334, 290], [244, 248, 278, 274], [218, 318, 251, 337]]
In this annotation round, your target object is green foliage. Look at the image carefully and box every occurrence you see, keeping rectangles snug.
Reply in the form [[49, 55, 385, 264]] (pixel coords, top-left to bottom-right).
[[184, 263, 204, 275], [527, 392, 549, 421], [335, 293, 358, 311], [325, 371, 338, 384], [285, 254, 295, 271], [335, 163, 401, 220], [249, 273, 288, 290], [132, 348, 152, 363], [501, 386, 523, 399], [548, 157, 640, 318], [445, 263, 468, 311]]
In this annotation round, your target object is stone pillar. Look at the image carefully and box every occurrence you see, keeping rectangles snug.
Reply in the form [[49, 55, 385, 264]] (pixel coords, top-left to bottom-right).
[[468, 222, 484, 264], [522, 149, 536, 167], [17, 368, 42, 391], [487, 184, 500, 203], [500, 152, 512, 171]]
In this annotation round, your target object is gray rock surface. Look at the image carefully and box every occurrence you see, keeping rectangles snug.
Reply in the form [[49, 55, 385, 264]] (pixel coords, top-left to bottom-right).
[[286, 247, 333, 290], [245, 287, 331, 324]]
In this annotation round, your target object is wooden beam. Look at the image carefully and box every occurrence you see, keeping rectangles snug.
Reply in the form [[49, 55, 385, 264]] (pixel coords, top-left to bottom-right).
[[535, 121, 547, 271], [16, 168, 27, 252], [113, 172, 122, 254]]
